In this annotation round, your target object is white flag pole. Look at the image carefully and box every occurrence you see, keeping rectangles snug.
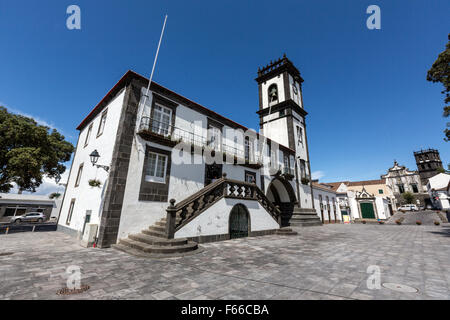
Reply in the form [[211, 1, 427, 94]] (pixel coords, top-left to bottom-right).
[[141, 15, 168, 115]]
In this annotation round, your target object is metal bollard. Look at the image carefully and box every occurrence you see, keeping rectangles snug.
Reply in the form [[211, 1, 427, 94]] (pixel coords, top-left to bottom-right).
[[32, 225, 36, 232]]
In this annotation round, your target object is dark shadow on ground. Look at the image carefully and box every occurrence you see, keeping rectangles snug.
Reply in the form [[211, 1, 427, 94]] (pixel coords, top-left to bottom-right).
[[427, 226, 450, 238]]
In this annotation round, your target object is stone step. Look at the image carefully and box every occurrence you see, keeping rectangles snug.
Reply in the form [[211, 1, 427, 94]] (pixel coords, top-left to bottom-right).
[[149, 225, 165, 233], [293, 208, 316, 212], [142, 229, 166, 238], [155, 221, 166, 227], [289, 220, 322, 227], [290, 214, 319, 219], [129, 233, 188, 246], [275, 228, 298, 236], [119, 238, 198, 254]]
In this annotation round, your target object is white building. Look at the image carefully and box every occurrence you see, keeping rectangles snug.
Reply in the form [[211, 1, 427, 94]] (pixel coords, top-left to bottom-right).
[[312, 181, 341, 224], [324, 181, 392, 221], [58, 56, 318, 248], [427, 173, 450, 211]]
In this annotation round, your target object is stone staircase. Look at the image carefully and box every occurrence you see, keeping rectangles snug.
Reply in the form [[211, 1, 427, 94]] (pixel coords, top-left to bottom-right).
[[113, 217, 200, 258], [286, 207, 322, 227], [275, 227, 298, 236]]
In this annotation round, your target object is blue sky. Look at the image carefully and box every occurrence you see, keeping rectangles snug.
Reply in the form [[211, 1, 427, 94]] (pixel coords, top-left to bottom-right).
[[0, 0, 449, 192]]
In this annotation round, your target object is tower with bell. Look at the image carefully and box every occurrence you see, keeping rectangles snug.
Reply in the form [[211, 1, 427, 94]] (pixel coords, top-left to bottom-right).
[[256, 54, 314, 209]]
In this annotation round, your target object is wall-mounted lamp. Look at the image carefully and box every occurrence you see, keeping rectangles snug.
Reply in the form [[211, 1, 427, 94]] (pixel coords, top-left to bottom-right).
[[89, 149, 110, 172]]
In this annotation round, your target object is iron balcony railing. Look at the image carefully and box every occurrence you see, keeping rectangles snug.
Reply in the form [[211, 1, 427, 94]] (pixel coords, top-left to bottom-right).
[[139, 116, 263, 164]]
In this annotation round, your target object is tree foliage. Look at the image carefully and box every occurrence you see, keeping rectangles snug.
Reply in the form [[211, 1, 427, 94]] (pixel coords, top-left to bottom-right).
[[402, 192, 415, 205], [0, 106, 74, 193], [427, 34, 450, 141]]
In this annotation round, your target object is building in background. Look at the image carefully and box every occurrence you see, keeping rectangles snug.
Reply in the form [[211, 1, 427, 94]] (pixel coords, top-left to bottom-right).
[[0, 194, 58, 223], [323, 180, 393, 221], [311, 181, 341, 224], [381, 161, 427, 209], [427, 173, 450, 211], [414, 149, 444, 187]]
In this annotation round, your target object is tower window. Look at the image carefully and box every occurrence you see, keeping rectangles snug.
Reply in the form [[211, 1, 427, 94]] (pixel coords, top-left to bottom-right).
[[268, 84, 278, 105], [296, 126, 303, 145]]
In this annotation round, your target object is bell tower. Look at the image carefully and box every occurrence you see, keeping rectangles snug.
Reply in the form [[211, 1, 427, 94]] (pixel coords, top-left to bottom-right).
[[256, 54, 314, 209]]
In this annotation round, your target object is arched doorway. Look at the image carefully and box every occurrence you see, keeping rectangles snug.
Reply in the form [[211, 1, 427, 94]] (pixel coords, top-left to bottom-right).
[[229, 204, 250, 239], [266, 177, 297, 227]]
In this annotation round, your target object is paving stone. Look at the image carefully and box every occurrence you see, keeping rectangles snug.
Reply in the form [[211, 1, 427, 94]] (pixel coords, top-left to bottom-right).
[[0, 224, 449, 300]]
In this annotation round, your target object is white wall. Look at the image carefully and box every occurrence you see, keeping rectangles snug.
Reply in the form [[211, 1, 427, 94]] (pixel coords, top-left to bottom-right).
[[58, 89, 126, 233], [175, 198, 279, 238], [313, 187, 341, 222]]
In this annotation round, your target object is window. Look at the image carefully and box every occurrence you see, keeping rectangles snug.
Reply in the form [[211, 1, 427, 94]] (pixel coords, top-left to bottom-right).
[[326, 196, 330, 211], [319, 195, 323, 209], [378, 189, 383, 194], [4, 207, 16, 217], [244, 137, 251, 161], [151, 104, 172, 136], [207, 125, 221, 151], [145, 152, 167, 183], [296, 126, 303, 145], [97, 110, 108, 137], [245, 171, 256, 184], [283, 153, 289, 173], [75, 163, 83, 187], [411, 184, 419, 193], [66, 199, 75, 225], [268, 84, 278, 105], [84, 124, 93, 147], [397, 184, 405, 194], [300, 159, 307, 178]]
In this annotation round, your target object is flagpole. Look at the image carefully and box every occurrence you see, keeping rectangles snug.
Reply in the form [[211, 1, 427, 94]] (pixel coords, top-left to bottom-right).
[[141, 14, 168, 116]]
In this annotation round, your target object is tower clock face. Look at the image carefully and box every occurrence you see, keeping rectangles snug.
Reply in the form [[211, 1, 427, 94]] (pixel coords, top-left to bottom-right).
[[292, 84, 298, 95]]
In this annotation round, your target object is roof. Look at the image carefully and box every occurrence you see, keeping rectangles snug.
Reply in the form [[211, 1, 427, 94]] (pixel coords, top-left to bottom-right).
[[322, 182, 346, 192], [0, 193, 56, 206], [347, 179, 385, 187], [312, 182, 337, 193], [323, 179, 386, 192], [76, 70, 296, 154]]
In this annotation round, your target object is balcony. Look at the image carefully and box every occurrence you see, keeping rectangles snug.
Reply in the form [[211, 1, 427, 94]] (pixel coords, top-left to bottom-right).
[[138, 116, 262, 168]]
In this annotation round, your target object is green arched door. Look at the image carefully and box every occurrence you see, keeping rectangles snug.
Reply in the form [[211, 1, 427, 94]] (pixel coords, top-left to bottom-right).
[[229, 204, 249, 239]]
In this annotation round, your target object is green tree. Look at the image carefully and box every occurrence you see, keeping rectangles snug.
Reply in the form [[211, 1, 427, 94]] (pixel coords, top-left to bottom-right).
[[427, 34, 450, 141], [0, 106, 74, 193], [402, 192, 415, 204]]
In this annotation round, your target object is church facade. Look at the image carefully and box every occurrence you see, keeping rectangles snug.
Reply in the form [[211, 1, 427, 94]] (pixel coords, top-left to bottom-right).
[[57, 56, 318, 249]]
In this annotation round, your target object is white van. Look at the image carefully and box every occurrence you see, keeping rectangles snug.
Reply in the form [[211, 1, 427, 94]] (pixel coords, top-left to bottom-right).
[[398, 204, 418, 212]]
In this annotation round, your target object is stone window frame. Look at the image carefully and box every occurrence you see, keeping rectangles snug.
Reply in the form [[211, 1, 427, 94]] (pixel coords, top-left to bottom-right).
[[138, 145, 172, 202], [144, 152, 168, 184]]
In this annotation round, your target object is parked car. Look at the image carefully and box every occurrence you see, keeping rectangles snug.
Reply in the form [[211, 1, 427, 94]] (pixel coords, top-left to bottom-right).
[[398, 204, 418, 212], [10, 212, 46, 224]]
